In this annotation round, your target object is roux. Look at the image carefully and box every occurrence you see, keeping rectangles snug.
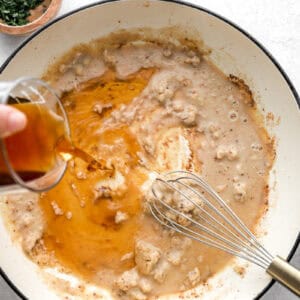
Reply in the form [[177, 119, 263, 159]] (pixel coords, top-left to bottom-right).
[[1, 31, 274, 300]]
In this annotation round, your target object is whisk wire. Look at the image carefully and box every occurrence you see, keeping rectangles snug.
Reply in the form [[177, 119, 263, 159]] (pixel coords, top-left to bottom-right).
[[150, 170, 274, 269], [179, 171, 274, 260], [149, 203, 270, 269], [171, 171, 274, 262], [173, 179, 273, 265], [152, 182, 271, 268]]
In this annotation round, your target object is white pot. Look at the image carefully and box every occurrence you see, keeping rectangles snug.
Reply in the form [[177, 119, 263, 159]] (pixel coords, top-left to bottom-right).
[[0, 1, 299, 299]]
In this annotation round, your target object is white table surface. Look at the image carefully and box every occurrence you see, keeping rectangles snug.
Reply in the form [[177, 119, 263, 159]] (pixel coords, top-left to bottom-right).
[[0, 0, 299, 299]]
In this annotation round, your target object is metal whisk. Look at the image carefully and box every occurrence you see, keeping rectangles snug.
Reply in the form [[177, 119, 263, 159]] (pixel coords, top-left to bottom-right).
[[149, 170, 300, 296]]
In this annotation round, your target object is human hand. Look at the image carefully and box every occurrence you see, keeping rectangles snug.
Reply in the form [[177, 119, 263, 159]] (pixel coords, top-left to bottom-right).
[[0, 104, 27, 138]]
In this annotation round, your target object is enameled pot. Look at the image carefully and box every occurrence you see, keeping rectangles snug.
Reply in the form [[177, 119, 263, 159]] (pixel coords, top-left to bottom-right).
[[0, 1, 299, 299]]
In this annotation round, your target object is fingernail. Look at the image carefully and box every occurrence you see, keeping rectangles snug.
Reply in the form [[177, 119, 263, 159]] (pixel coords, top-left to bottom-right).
[[7, 111, 27, 133]]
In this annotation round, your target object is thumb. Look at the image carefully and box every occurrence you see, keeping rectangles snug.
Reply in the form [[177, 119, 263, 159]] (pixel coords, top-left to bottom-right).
[[0, 104, 27, 138]]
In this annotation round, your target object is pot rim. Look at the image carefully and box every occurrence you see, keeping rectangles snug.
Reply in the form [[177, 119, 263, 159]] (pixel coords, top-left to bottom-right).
[[0, 1, 299, 299]]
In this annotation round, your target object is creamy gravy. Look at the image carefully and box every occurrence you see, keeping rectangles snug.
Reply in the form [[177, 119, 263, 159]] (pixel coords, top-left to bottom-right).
[[1, 30, 274, 299]]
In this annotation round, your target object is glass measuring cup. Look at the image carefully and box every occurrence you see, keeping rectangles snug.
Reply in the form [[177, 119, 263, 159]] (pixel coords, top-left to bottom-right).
[[0, 77, 70, 194]]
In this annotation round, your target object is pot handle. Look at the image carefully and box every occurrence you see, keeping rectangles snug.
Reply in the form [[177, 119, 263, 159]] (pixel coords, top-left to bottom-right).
[[267, 256, 300, 296]]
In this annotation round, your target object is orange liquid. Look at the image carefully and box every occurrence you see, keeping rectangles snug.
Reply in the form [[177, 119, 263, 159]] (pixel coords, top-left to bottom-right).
[[39, 68, 154, 279], [0, 102, 112, 186], [0, 103, 65, 185], [56, 137, 113, 173]]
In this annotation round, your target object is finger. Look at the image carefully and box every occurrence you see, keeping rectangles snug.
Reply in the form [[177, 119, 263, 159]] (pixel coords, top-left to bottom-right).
[[0, 104, 27, 138]]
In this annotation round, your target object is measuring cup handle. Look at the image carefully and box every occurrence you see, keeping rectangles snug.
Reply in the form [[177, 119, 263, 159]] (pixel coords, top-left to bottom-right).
[[0, 81, 16, 104]]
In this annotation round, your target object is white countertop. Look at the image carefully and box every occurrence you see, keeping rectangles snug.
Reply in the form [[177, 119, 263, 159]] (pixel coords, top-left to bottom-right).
[[0, 1, 299, 299]]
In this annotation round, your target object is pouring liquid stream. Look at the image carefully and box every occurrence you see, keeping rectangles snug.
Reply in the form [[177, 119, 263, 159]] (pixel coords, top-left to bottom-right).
[[56, 137, 112, 173], [0, 101, 112, 186]]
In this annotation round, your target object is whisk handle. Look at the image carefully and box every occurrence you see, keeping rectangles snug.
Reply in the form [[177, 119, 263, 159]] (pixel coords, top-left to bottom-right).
[[267, 256, 300, 296]]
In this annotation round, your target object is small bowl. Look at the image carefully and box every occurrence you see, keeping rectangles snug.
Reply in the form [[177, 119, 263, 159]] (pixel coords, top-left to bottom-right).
[[0, 0, 62, 35]]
